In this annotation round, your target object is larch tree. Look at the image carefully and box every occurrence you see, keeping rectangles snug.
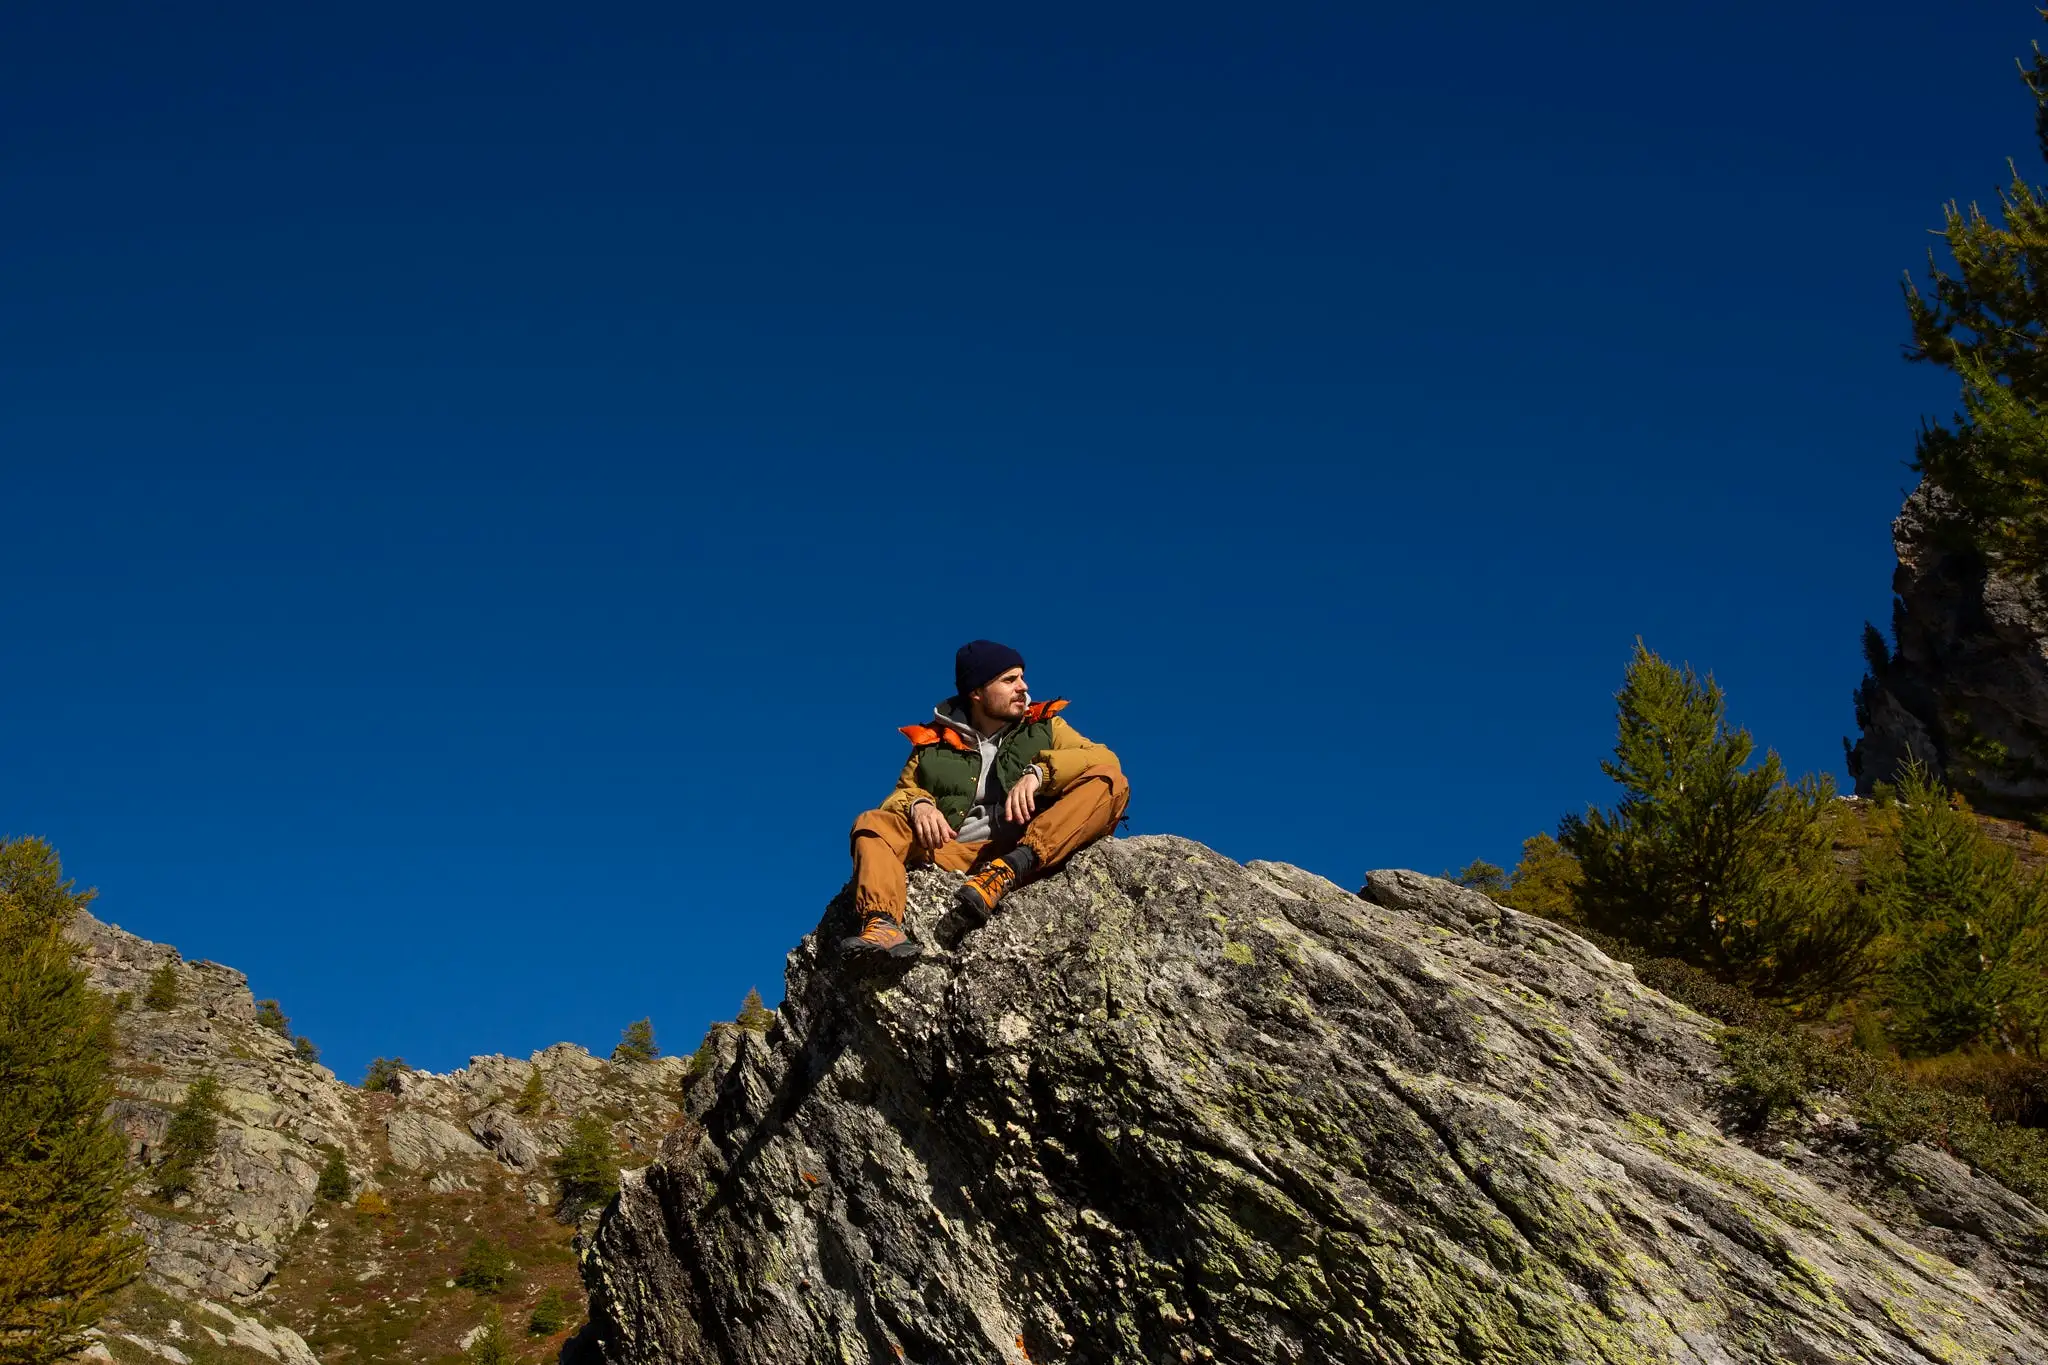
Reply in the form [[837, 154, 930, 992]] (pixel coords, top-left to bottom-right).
[[0, 837, 143, 1364]]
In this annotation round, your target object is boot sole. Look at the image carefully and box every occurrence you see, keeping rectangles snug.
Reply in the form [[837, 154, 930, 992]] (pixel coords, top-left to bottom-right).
[[952, 887, 996, 926], [840, 937, 924, 964]]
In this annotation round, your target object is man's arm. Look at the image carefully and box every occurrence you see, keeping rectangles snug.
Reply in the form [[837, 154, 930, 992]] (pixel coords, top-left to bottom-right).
[[878, 752, 936, 818], [1032, 716, 1122, 794]]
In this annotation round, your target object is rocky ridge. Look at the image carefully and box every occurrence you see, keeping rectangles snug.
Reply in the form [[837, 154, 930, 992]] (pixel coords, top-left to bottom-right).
[[1850, 482, 2048, 821], [578, 835, 2048, 1364], [65, 909, 690, 1362]]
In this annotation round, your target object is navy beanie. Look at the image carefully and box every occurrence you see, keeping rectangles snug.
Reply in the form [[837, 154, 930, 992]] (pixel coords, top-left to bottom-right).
[[955, 639, 1026, 697]]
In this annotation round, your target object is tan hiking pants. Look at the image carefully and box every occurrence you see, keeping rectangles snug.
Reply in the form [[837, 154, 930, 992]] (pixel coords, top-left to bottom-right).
[[849, 764, 1129, 923]]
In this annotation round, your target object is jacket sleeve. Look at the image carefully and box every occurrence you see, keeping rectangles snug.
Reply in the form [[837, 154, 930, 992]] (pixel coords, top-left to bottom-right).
[[1034, 716, 1122, 794], [879, 751, 936, 818]]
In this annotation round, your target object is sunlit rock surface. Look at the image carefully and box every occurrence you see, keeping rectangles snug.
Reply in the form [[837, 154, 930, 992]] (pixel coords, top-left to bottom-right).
[[579, 836, 2048, 1364]]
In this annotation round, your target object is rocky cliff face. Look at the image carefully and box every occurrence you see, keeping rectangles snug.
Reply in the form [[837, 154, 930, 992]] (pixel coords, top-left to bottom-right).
[[1850, 483, 2048, 821], [578, 835, 2048, 1365], [65, 910, 688, 1362]]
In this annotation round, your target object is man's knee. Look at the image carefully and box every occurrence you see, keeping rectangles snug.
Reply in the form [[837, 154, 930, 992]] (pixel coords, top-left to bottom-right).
[[1074, 765, 1129, 809], [852, 808, 911, 854], [853, 809, 898, 837]]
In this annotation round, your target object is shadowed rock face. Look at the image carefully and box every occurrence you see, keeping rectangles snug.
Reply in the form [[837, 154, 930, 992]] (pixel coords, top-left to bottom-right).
[[578, 836, 2048, 1365], [1850, 484, 2048, 820]]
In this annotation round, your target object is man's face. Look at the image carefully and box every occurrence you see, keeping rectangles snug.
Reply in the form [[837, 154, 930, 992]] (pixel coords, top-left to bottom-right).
[[972, 667, 1030, 722]]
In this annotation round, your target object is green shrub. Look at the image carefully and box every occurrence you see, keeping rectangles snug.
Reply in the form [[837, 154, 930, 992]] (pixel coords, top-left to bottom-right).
[[0, 836, 144, 1361], [253, 999, 290, 1036], [361, 1057, 410, 1092], [1712, 1022, 2048, 1200], [455, 1236, 517, 1294], [1902, 1049, 2048, 1128], [292, 1035, 320, 1065], [156, 1073, 223, 1200], [528, 1285, 575, 1334], [611, 1017, 658, 1063], [1719, 1027, 1827, 1130], [551, 1114, 620, 1216], [1630, 956, 1788, 1031], [143, 962, 180, 1011], [314, 1146, 350, 1202]]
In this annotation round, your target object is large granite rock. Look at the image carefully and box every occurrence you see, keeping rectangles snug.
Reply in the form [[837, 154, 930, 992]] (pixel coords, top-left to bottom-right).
[[577, 836, 2048, 1364], [1850, 483, 2048, 820]]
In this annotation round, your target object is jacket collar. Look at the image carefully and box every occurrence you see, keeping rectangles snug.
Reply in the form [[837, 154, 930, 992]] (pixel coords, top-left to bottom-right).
[[899, 697, 1069, 749]]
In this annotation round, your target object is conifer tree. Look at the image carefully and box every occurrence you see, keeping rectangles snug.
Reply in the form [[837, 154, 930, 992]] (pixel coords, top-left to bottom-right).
[[314, 1146, 350, 1203], [1560, 644, 1872, 1002], [513, 1067, 548, 1116], [0, 837, 144, 1363], [292, 1035, 320, 1065], [142, 962, 179, 1011], [550, 1114, 620, 1216], [1899, 20, 2048, 577], [611, 1017, 657, 1063], [735, 990, 775, 1032], [455, 1236, 516, 1294], [1864, 763, 2048, 1054], [361, 1057, 410, 1092], [528, 1284, 574, 1334], [1501, 833, 1584, 922], [1452, 861, 1510, 898], [253, 999, 289, 1036], [466, 1305, 512, 1365], [155, 1073, 223, 1200]]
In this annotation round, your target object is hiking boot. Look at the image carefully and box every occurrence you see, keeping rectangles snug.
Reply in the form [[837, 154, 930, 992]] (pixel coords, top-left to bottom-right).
[[955, 848, 1036, 925], [840, 913, 922, 964]]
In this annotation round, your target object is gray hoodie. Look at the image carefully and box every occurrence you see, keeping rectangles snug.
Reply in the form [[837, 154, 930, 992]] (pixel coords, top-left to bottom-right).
[[925, 699, 1035, 844]]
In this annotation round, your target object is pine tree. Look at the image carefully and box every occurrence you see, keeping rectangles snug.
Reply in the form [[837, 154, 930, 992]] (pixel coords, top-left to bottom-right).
[[611, 1017, 657, 1063], [253, 999, 289, 1036], [1864, 763, 2048, 1054], [155, 1073, 223, 1200], [735, 990, 775, 1033], [514, 1067, 548, 1116], [142, 961, 180, 1011], [292, 1035, 320, 1065], [467, 1305, 513, 1365], [550, 1114, 620, 1216], [0, 837, 144, 1363], [1560, 643, 1873, 1003]]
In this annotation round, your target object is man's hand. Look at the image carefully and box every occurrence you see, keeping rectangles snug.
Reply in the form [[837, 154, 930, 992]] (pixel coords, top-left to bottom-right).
[[911, 802, 955, 851], [1005, 770, 1042, 827]]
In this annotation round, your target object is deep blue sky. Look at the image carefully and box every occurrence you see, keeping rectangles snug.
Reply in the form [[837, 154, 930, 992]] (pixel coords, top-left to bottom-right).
[[2, 2, 2032, 1079]]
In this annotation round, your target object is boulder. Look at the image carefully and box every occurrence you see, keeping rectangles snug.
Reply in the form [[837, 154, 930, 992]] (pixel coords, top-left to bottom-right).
[[577, 836, 2048, 1364]]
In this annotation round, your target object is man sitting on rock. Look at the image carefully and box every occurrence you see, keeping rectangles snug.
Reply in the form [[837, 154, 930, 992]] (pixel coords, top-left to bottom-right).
[[842, 640, 1129, 962]]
